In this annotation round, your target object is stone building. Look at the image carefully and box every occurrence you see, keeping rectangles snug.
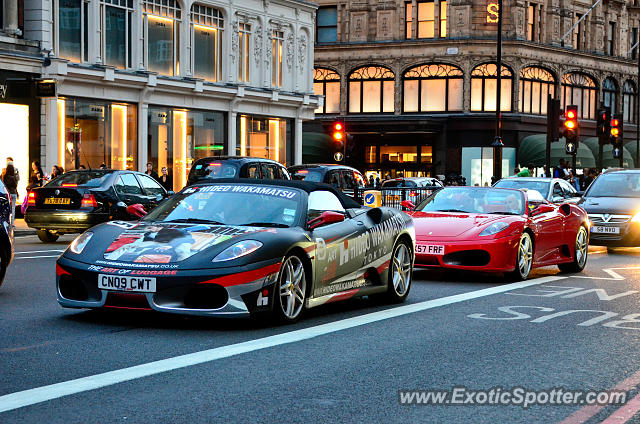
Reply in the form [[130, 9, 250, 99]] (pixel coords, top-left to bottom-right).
[[309, 0, 640, 185], [1, 0, 318, 194]]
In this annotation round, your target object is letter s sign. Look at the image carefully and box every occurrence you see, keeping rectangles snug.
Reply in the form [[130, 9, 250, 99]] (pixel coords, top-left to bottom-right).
[[487, 3, 499, 23]]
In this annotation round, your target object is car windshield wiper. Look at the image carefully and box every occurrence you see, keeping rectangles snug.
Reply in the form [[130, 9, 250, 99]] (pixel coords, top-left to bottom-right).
[[164, 218, 225, 225], [240, 222, 289, 228], [432, 209, 469, 213]]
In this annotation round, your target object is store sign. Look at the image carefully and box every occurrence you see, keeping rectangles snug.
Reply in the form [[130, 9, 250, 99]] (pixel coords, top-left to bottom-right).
[[486, 3, 499, 23], [36, 80, 57, 97], [0, 85, 6, 99]]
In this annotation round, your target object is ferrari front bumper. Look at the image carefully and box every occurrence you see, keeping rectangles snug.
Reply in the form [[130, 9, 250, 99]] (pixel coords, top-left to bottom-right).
[[56, 256, 282, 317], [414, 233, 520, 273]]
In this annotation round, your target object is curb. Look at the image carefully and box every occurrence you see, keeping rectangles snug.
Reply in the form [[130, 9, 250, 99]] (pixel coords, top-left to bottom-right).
[[15, 229, 37, 237]]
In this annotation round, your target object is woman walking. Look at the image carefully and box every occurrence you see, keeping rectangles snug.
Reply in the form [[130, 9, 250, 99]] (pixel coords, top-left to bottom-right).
[[2, 164, 18, 225]]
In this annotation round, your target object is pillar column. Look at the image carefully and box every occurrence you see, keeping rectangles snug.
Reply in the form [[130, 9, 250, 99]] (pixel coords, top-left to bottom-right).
[[138, 103, 148, 172], [3, 0, 20, 36], [228, 111, 237, 155], [294, 117, 302, 165]]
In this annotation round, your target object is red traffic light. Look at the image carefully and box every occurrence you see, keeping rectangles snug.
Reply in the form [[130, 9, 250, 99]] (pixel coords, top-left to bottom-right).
[[334, 122, 343, 131], [333, 131, 344, 141], [564, 120, 575, 130], [611, 118, 619, 127], [332, 122, 345, 143], [566, 110, 576, 119]]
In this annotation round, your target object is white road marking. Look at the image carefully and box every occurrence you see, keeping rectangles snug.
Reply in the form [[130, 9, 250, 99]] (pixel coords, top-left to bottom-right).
[[13, 255, 60, 260], [0, 274, 566, 413], [14, 250, 65, 255], [571, 266, 640, 281]]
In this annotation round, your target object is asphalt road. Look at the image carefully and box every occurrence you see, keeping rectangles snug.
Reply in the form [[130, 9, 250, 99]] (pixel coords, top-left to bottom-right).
[[2, 234, 640, 423]]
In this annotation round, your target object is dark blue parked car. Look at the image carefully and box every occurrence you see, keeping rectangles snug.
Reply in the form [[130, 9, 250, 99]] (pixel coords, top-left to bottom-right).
[[0, 178, 14, 287]]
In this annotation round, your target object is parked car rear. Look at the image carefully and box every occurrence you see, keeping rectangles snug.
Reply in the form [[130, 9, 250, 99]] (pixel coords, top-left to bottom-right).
[[288, 164, 366, 197], [187, 156, 290, 186]]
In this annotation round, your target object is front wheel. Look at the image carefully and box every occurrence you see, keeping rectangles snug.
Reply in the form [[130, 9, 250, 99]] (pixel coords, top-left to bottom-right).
[[559, 226, 588, 273], [273, 255, 307, 323], [509, 232, 533, 281], [37, 230, 59, 243], [384, 240, 413, 303]]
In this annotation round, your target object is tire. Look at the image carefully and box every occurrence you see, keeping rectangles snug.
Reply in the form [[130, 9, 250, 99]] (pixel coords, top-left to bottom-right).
[[0, 249, 6, 289], [384, 240, 413, 303], [509, 232, 533, 281], [37, 230, 59, 243], [273, 255, 307, 323], [559, 226, 589, 273]]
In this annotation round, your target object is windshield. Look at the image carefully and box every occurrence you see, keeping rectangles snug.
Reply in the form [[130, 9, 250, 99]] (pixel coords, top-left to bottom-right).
[[586, 173, 640, 198], [494, 179, 550, 198], [188, 161, 239, 184], [47, 171, 111, 188], [290, 168, 324, 182], [144, 184, 302, 227], [416, 187, 525, 215]]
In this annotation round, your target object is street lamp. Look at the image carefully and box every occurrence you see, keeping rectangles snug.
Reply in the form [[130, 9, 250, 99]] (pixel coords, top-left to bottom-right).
[[493, 0, 504, 182]]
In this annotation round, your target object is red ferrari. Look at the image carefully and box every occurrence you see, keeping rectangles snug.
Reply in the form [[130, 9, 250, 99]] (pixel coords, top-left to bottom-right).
[[403, 187, 589, 280]]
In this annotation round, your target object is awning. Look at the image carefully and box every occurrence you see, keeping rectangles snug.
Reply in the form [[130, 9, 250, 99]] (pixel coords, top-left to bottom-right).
[[581, 137, 634, 169], [302, 132, 334, 163], [518, 134, 595, 168]]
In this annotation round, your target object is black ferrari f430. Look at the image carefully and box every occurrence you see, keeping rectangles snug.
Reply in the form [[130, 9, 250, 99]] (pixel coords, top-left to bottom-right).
[[56, 180, 415, 322]]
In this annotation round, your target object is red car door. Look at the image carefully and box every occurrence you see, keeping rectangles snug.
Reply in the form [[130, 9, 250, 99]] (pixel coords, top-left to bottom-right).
[[529, 204, 564, 264]]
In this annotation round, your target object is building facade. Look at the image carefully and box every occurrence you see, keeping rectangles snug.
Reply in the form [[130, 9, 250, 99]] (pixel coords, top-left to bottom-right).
[[309, 0, 640, 185], [7, 0, 318, 193]]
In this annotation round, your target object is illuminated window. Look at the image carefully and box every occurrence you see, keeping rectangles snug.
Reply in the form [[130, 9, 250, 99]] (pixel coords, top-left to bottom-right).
[[417, 1, 434, 38], [238, 23, 251, 82], [624, 80, 636, 124], [348, 66, 395, 114], [561, 73, 596, 119], [58, 0, 89, 62], [527, 3, 541, 42], [470, 63, 512, 112], [272, 30, 284, 87], [191, 4, 223, 81], [573, 13, 583, 50], [314, 68, 340, 114], [603, 77, 617, 116], [237, 116, 288, 165], [143, 0, 181, 76], [519, 67, 555, 115], [403, 63, 462, 112], [101, 0, 133, 69], [380, 146, 418, 163], [405, 0, 445, 39], [405, 2, 412, 38], [440, 1, 446, 37]]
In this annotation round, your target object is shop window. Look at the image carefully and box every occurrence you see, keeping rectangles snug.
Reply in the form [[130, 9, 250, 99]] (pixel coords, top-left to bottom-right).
[[237, 116, 288, 165], [365, 145, 377, 163], [470, 63, 512, 112], [623, 80, 636, 124], [380, 146, 418, 163], [561, 73, 596, 120], [272, 30, 284, 87], [519, 67, 555, 115], [191, 4, 223, 81], [59, 98, 137, 173], [603, 77, 617, 116], [58, 0, 89, 62], [313, 68, 340, 114], [348, 66, 395, 114], [147, 108, 225, 192], [143, 0, 181, 76], [101, 0, 133, 69], [238, 23, 251, 82], [403, 63, 462, 112], [462, 147, 515, 187], [0, 103, 29, 196], [316, 6, 337, 43]]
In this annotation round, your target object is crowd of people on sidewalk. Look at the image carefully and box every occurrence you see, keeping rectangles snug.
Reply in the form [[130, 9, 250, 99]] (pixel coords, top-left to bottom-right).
[[511, 159, 600, 191]]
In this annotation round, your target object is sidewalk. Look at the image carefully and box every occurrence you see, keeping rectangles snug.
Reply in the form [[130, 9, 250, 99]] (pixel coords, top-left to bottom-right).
[[14, 218, 36, 237]]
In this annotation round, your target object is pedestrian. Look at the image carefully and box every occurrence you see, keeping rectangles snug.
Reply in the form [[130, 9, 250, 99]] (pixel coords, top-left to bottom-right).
[[145, 162, 159, 180], [27, 160, 44, 190], [100, 163, 107, 170], [158, 166, 173, 191], [78, 164, 86, 170], [375, 177, 380, 187], [6, 157, 19, 185], [527, 163, 535, 177], [50, 165, 63, 181], [553, 159, 566, 179], [2, 164, 18, 225], [368, 175, 375, 187], [517, 167, 530, 177], [512, 167, 520, 177]]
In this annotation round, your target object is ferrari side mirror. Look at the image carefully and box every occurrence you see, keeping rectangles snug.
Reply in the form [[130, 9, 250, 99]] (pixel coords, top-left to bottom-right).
[[126, 203, 147, 218], [400, 200, 415, 211], [531, 203, 555, 216], [307, 211, 345, 230]]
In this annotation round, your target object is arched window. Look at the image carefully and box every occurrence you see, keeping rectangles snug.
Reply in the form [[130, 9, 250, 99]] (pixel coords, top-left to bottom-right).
[[470, 63, 513, 112], [101, 0, 134, 69], [143, 0, 182, 76], [623, 80, 636, 124], [403, 64, 462, 112], [561, 73, 596, 119], [348, 66, 395, 113], [603, 77, 617, 116], [519, 67, 555, 115], [190, 4, 223, 81], [314, 68, 340, 114]]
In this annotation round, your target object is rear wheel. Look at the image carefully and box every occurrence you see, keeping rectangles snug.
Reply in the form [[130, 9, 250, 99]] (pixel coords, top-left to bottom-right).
[[509, 232, 533, 281], [273, 255, 307, 323], [384, 240, 413, 303], [36, 230, 59, 243], [559, 226, 588, 273], [0, 248, 6, 288]]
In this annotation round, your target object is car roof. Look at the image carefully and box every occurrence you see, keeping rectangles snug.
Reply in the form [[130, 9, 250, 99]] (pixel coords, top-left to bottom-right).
[[602, 168, 640, 174], [191, 156, 284, 164], [498, 177, 554, 182], [187, 178, 362, 209], [288, 164, 362, 172]]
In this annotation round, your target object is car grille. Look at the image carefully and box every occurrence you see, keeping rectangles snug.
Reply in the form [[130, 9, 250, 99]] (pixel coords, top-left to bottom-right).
[[588, 214, 631, 224]]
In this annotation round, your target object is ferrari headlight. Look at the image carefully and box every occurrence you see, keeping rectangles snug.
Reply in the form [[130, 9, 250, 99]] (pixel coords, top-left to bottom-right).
[[479, 222, 510, 236], [212, 240, 263, 262], [69, 231, 93, 254], [632, 212, 640, 223]]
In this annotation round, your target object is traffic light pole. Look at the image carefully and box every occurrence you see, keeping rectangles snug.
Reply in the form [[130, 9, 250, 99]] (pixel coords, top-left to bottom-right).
[[637, 48, 639, 168], [492, 0, 503, 181]]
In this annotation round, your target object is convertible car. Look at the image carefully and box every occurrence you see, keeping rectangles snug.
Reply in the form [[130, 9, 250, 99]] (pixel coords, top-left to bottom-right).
[[403, 187, 589, 280], [56, 180, 415, 322]]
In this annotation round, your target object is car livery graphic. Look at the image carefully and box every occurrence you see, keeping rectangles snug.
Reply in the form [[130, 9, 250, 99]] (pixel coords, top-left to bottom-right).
[[56, 179, 415, 322]]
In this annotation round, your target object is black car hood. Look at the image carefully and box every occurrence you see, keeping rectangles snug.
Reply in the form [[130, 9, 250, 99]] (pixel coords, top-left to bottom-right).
[[579, 196, 640, 215]]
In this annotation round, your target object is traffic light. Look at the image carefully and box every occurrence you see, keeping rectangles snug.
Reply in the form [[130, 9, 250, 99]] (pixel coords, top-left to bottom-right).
[[610, 115, 623, 158], [332, 122, 345, 145], [596, 108, 611, 142], [563, 105, 579, 155]]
